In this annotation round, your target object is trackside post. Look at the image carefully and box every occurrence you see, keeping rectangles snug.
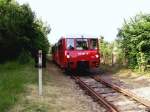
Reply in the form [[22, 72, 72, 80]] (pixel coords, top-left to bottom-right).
[[38, 50, 42, 96]]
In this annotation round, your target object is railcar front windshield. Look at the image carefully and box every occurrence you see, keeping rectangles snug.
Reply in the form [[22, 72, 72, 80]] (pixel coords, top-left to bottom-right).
[[89, 39, 98, 50], [66, 38, 98, 50], [76, 38, 88, 50], [66, 38, 75, 50]]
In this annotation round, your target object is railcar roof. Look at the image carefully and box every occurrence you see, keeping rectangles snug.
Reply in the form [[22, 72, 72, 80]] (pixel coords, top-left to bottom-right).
[[62, 34, 98, 38], [61, 36, 98, 39]]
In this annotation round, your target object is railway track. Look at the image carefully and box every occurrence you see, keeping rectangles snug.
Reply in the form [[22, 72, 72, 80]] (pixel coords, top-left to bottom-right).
[[72, 74, 150, 112]]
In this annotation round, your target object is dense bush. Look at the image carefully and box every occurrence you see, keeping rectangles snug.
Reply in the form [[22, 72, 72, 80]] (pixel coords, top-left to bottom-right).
[[0, 0, 50, 63], [117, 13, 150, 71]]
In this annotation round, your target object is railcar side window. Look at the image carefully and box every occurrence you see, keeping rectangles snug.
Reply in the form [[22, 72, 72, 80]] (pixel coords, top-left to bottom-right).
[[76, 38, 88, 50], [67, 39, 74, 50], [90, 39, 97, 50], [58, 40, 63, 50]]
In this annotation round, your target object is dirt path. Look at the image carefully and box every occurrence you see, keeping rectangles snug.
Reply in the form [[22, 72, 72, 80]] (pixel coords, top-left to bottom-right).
[[113, 71, 150, 101], [9, 62, 105, 112], [99, 70, 150, 102]]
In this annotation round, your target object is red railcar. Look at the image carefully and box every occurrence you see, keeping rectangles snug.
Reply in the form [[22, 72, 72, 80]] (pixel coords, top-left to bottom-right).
[[52, 36, 100, 71]]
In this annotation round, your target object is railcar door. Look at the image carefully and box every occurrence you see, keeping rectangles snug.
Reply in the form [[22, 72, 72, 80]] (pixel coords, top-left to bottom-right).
[[89, 38, 100, 67], [58, 39, 65, 68]]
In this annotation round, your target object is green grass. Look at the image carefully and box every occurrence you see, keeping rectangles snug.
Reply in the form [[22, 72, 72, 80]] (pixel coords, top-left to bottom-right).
[[0, 60, 37, 112]]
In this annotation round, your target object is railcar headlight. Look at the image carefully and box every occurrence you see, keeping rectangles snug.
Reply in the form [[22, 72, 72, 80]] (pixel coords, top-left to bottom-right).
[[67, 54, 70, 59], [95, 54, 99, 58]]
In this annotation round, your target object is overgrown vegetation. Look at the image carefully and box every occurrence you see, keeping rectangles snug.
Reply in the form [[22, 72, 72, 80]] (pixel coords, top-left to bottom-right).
[[99, 36, 112, 64], [0, 0, 50, 63], [0, 61, 36, 112], [0, 0, 50, 111], [117, 13, 150, 71], [99, 37, 124, 66]]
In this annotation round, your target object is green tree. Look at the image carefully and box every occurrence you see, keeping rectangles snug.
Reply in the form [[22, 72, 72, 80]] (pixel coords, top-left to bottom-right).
[[0, 0, 50, 63], [117, 13, 150, 71]]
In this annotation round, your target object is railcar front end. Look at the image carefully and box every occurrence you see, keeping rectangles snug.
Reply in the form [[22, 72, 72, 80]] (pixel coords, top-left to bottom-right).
[[64, 38, 100, 71]]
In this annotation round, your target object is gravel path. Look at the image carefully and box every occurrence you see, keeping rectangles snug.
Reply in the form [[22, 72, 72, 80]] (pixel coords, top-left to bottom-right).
[[9, 62, 105, 112]]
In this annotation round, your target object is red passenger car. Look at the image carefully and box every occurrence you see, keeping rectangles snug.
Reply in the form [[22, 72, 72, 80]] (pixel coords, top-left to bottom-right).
[[52, 36, 100, 71]]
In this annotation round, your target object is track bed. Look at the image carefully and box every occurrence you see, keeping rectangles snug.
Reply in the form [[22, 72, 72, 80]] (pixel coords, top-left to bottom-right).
[[72, 75, 150, 112]]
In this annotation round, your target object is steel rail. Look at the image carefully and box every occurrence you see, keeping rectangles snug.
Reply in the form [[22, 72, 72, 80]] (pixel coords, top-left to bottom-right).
[[93, 75, 150, 109], [72, 75, 120, 112]]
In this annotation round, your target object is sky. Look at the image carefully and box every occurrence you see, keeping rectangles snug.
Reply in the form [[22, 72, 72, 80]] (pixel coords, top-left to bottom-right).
[[17, 0, 150, 44]]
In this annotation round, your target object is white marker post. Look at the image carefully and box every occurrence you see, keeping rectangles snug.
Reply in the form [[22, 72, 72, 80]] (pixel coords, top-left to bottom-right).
[[38, 50, 42, 96]]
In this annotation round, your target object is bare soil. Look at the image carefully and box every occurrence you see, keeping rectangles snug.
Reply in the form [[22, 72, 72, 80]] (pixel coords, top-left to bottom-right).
[[9, 62, 105, 112]]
